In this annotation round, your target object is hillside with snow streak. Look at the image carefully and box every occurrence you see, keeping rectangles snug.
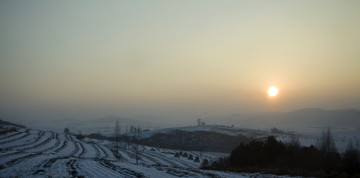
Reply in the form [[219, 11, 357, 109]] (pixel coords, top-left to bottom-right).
[[0, 125, 290, 178]]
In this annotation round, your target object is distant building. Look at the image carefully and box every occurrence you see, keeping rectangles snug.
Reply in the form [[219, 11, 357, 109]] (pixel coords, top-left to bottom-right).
[[197, 118, 205, 126]]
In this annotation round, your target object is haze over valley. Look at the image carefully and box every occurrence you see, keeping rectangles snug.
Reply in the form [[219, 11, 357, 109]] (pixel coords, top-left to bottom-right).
[[1, 0, 360, 177]]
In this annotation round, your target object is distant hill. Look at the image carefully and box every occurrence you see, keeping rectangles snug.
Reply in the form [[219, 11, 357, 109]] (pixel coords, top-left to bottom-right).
[[12, 116, 155, 134], [205, 108, 360, 130], [0, 119, 26, 128], [6, 108, 360, 133], [275, 108, 360, 129]]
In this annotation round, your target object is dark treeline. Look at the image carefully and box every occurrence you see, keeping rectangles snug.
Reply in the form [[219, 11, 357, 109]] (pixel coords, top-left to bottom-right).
[[204, 130, 360, 177], [141, 130, 250, 153], [87, 130, 250, 153], [0, 119, 25, 128]]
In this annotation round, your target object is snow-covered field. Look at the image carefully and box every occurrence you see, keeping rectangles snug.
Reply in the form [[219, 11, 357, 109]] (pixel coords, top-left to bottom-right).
[[0, 126, 292, 178]]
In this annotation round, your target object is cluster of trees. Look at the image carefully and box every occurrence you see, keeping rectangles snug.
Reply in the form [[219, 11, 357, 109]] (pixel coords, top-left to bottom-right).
[[174, 151, 201, 162], [0, 127, 17, 136], [270, 127, 285, 134], [112, 120, 142, 164], [204, 128, 360, 177], [63, 128, 86, 140], [141, 130, 249, 153]]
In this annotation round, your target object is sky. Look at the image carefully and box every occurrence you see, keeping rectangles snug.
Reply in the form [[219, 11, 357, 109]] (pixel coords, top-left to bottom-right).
[[1, 0, 360, 122]]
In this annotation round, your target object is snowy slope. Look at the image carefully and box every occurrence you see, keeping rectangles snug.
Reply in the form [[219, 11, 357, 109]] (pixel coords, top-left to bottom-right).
[[0, 125, 293, 177]]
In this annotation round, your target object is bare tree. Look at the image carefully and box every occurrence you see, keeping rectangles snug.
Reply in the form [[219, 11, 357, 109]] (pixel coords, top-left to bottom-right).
[[114, 119, 121, 156], [132, 126, 141, 164], [343, 138, 360, 173], [317, 127, 337, 153], [288, 134, 300, 148], [124, 125, 129, 150], [64, 128, 70, 134]]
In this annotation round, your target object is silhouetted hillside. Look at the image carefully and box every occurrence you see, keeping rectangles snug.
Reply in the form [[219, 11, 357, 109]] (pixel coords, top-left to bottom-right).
[[205, 108, 360, 129], [0, 119, 25, 128], [141, 130, 250, 153]]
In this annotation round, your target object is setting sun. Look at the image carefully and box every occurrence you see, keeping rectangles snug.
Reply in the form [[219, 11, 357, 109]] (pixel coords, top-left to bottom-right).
[[267, 87, 279, 97]]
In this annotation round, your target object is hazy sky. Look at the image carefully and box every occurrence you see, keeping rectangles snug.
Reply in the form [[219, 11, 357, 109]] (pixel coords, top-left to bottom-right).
[[1, 0, 360, 121]]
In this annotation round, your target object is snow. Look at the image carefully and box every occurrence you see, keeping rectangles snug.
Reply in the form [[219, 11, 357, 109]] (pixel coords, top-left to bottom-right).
[[5, 124, 356, 177], [0, 125, 297, 177]]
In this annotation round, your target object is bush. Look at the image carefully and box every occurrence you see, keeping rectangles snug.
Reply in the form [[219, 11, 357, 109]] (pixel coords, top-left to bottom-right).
[[194, 156, 200, 162], [201, 159, 209, 168], [210, 157, 229, 170], [329, 170, 339, 177], [64, 128, 70, 134], [87, 133, 104, 140], [314, 169, 327, 177], [208, 134, 359, 177], [76, 134, 85, 140], [0, 128, 17, 135], [188, 155, 193, 160], [277, 167, 289, 175]]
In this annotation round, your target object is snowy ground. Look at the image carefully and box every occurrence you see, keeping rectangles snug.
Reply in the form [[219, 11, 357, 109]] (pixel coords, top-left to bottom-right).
[[0, 126, 293, 178]]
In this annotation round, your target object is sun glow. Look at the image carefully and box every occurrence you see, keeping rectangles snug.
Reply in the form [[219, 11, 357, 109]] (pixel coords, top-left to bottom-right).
[[267, 87, 279, 97]]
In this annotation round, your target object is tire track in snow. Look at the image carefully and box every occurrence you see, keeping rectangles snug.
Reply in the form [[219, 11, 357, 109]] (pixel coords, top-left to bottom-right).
[[65, 134, 71, 141], [0, 132, 28, 145], [78, 142, 87, 158], [54, 140, 67, 153], [89, 143, 101, 158], [42, 156, 69, 169], [0, 132, 30, 145], [96, 144, 110, 158], [69, 141, 79, 157], [6, 130, 42, 150], [78, 160, 119, 177], [28, 154, 60, 175], [81, 142, 99, 158], [5, 153, 41, 167], [66, 159, 77, 177], [0, 151, 20, 158], [144, 151, 191, 168], [133, 151, 161, 165], [98, 159, 144, 177], [117, 149, 135, 162], [39, 134, 61, 153], [0, 131, 22, 141], [66, 135, 83, 157], [119, 148, 175, 166], [66, 159, 84, 177], [21, 137, 52, 152], [4, 133, 53, 165]]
